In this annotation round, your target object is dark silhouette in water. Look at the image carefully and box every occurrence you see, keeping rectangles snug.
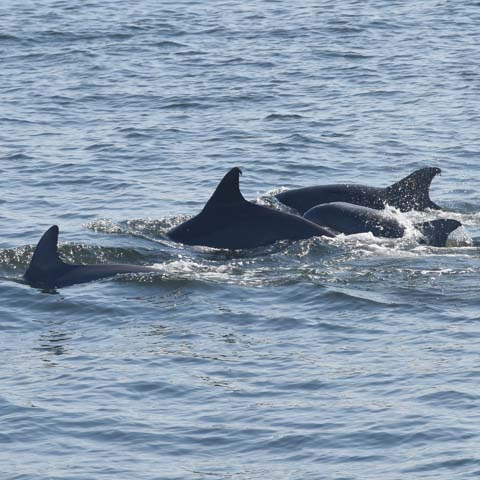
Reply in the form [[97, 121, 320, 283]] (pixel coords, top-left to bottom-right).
[[277, 167, 442, 214], [167, 167, 335, 249], [24, 226, 159, 289], [304, 202, 461, 247]]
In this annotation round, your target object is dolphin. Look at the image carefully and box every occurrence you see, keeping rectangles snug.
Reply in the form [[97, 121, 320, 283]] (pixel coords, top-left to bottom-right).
[[303, 202, 461, 247], [167, 167, 335, 249], [276, 167, 442, 214], [24, 225, 159, 289]]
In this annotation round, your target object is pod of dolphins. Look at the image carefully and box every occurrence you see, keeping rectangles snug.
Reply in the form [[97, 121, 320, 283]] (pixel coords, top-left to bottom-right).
[[22, 167, 462, 289]]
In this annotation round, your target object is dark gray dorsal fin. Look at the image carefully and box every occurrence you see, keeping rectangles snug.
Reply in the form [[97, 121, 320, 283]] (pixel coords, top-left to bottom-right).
[[415, 219, 461, 247], [24, 225, 69, 286], [385, 167, 442, 211], [205, 167, 246, 208]]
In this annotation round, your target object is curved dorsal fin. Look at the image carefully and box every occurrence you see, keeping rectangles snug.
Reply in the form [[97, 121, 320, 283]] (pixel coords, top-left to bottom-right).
[[205, 167, 246, 208], [386, 167, 442, 211], [415, 219, 461, 247], [24, 225, 69, 286]]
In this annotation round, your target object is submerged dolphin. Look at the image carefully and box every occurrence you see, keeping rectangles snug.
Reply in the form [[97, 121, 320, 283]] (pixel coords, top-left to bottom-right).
[[276, 167, 442, 214], [303, 202, 461, 247], [24, 226, 159, 289], [167, 167, 335, 249]]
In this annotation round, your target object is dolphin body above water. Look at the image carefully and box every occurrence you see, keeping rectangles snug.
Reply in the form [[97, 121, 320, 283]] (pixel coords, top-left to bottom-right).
[[24, 226, 159, 289], [167, 167, 335, 249], [276, 167, 442, 214], [303, 202, 461, 247]]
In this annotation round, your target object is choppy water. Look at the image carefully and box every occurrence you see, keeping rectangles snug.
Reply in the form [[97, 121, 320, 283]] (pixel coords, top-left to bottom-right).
[[1, 1, 480, 479]]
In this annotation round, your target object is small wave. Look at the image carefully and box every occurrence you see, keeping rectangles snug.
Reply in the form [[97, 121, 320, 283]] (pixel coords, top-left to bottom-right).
[[159, 101, 213, 110], [189, 27, 226, 36], [320, 49, 374, 60], [152, 258, 269, 287], [446, 226, 473, 247], [264, 113, 305, 121], [326, 26, 364, 34], [0, 117, 36, 125], [88, 216, 185, 236], [405, 457, 480, 474], [286, 133, 323, 144], [83, 143, 115, 151], [324, 286, 406, 306], [0, 246, 32, 271], [318, 233, 420, 259], [40, 30, 133, 42], [418, 389, 479, 406], [433, 210, 480, 227], [125, 132, 152, 139], [0, 34, 21, 42], [154, 41, 188, 48], [4, 153, 33, 161], [368, 19, 404, 30], [353, 89, 404, 97]]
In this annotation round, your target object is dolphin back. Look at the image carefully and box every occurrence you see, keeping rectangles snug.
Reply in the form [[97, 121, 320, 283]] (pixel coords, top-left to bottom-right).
[[303, 202, 405, 238], [168, 167, 335, 249], [276, 185, 385, 214], [277, 167, 442, 213], [24, 225, 159, 289]]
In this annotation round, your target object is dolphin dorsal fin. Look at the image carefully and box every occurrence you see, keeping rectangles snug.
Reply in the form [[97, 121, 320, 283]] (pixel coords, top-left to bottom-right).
[[385, 167, 442, 211], [205, 167, 246, 208], [24, 225, 69, 286], [415, 219, 461, 247]]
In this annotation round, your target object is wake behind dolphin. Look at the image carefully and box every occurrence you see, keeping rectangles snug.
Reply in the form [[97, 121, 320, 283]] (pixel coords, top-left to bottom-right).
[[24, 226, 159, 289], [167, 167, 335, 249], [276, 167, 442, 214]]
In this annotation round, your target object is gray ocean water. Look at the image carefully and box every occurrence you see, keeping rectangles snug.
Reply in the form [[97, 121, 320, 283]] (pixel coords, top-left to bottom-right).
[[1, 1, 480, 479]]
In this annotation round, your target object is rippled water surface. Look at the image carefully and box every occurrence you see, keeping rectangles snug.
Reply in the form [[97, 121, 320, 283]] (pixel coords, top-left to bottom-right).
[[1, 1, 480, 479]]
